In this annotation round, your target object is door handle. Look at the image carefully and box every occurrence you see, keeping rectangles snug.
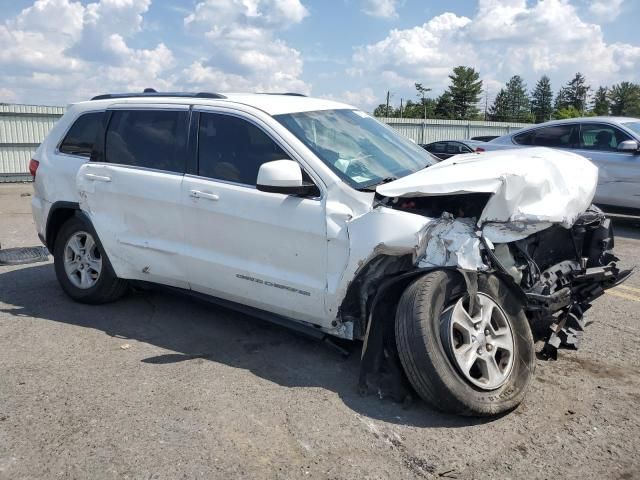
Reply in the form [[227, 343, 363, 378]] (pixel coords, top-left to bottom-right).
[[189, 190, 219, 201], [84, 173, 112, 182]]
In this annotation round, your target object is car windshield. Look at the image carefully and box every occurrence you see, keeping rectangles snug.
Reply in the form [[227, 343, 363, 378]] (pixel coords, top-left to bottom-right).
[[622, 121, 640, 136], [274, 109, 436, 189]]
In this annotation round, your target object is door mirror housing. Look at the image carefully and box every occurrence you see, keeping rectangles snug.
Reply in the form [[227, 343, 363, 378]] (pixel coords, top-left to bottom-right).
[[617, 140, 639, 152], [256, 160, 317, 196]]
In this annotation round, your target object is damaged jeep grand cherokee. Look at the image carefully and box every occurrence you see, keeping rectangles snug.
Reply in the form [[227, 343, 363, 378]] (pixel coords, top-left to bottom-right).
[[30, 92, 630, 417]]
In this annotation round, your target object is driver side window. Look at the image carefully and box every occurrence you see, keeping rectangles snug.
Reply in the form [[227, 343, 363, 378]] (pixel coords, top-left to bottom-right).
[[579, 123, 631, 151], [197, 112, 292, 185]]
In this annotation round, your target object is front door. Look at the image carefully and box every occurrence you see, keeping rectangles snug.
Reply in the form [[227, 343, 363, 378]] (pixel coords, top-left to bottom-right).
[[573, 123, 640, 209], [180, 110, 328, 323]]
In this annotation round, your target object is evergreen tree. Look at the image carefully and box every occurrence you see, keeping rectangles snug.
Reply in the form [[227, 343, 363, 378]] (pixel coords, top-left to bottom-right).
[[591, 86, 610, 116], [488, 76, 531, 122], [445, 66, 483, 119], [565, 72, 590, 113], [608, 82, 640, 117], [531, 75, 554, 123], [504, 75, 531, 122], [554, 86, 572, 115], [488, 89, 509, 122], [434, 92, 455, 119]]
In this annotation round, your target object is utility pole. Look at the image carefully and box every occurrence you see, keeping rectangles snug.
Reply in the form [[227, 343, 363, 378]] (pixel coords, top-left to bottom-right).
[[386, 90, 390, 117], [399, 98, 404, 119], [484, 89, 489, 121]]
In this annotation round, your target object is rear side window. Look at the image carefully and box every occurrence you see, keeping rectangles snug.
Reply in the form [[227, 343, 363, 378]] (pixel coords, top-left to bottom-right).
[[425, 142, 446, 153], [105, 110, 187, 173], [197, 113, 291, 185], [59, 111, 104, 157], [514, 125, 577, 148]]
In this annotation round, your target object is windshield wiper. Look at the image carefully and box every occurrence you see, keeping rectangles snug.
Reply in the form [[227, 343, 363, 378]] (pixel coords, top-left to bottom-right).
[[358, 176, 398, 191]]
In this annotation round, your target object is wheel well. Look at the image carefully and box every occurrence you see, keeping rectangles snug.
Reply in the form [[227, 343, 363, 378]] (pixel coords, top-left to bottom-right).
[[45, 203, 80, 252]]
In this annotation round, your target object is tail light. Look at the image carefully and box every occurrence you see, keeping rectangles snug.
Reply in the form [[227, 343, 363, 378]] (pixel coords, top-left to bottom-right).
[[28, 159, 40, 178], [475, 147, 485, 153]]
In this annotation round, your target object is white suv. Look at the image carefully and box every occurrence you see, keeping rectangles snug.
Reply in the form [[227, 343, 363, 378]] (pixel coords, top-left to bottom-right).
[[30, 91, 628, 416]]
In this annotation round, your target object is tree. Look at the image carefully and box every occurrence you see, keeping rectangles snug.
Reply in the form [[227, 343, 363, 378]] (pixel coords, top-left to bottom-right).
[[488, 76, 532, 122], [488, 89, 509, 122], [531, 75, 554, 123], [555, 106, 582, 119], [415, 83, 432, 120], [590, 86, 610, 116], [554, 86, 572, 112], [608, 82, 640, 117], [505, 75, 532, 122], [434, 92, 455, 119], [445, 66, 483, 119], [373, 104, 388, 117], [566, 72, 590, 113]]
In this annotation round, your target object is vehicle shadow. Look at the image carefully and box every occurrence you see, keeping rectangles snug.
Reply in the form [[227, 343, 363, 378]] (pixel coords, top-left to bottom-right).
[[0, 262, 498, 429]]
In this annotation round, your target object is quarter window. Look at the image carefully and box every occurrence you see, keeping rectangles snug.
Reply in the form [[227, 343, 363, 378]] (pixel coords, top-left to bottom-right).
[[579, 123, 631, 151], [59, 111, 104, 157], [197, 113, 291, 185], [105, 110, 187, 173]]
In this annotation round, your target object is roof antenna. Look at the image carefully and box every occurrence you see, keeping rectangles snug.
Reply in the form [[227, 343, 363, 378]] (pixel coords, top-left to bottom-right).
[[143, 88, 157, 93]]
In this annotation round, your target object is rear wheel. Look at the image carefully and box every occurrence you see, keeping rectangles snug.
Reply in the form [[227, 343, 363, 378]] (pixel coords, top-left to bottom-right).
[[53, 216, 127, 304], [395, 270, 535, 416]]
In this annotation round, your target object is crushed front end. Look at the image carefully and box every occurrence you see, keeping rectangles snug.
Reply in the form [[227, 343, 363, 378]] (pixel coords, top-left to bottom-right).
[[502, 206, 632, 358]]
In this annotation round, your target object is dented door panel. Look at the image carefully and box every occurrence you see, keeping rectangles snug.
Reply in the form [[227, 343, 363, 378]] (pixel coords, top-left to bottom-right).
[[77, 163, 189, 288]]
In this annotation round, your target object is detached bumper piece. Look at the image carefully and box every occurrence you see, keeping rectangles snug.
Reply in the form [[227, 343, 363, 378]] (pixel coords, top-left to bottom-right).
[[521, 207, 632, 359]]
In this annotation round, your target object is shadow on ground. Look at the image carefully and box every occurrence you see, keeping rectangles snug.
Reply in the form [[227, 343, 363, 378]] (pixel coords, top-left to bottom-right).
[[0, 262, 495, 429]]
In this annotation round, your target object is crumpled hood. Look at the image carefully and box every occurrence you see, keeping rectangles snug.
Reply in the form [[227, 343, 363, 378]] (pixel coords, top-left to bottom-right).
[[377, 147, 598, 239]]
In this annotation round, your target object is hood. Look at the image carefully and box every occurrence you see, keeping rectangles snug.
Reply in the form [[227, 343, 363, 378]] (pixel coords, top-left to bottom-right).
[[377, 147, 598, 238]]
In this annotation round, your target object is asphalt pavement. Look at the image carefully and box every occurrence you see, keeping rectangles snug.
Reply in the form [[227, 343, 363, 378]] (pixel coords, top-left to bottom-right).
[[1, 183, 639, 479]]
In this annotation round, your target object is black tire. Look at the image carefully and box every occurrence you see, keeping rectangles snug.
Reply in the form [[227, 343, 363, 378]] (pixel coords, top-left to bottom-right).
[[395, 270, 535, 416], [53, 215, 128, 304]]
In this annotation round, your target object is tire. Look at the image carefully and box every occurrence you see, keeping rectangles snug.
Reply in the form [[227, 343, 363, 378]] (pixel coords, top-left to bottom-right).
[[53, 215, 128, 304], [395, 270, 535, 416]]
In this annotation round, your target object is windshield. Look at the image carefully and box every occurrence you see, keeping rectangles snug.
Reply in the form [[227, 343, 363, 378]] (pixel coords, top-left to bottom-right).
[[622, 121, 640, 136], [275, 109, 436, 189]]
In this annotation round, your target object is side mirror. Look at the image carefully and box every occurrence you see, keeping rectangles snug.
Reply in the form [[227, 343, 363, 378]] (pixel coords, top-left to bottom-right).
[[617, 140, 639, 152], [256, 160, 318, 196]]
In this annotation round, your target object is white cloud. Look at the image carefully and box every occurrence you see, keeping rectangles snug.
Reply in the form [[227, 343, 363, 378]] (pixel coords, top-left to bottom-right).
[[352, 0, 640, 97], [0, 0, 311, 103], [0, 88, 18, 103], [181, 0, 310, 93], [588, 0, 624, 22], [353, 12, 473, 91], [322, 87, 378, 110], [0, 0, 174, 104], [361, 0, 400, 18]]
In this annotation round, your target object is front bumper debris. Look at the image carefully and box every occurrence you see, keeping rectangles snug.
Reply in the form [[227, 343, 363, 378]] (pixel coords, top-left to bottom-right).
[[516, 207, 633, 358]]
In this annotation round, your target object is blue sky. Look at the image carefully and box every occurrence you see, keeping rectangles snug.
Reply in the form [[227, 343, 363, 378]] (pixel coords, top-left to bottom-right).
[[0, 0, 639, 110]]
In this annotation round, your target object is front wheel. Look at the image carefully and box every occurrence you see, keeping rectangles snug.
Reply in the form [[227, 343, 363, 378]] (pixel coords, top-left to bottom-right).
[[53, 215, 128, 304], [395, 270, 535, 416]]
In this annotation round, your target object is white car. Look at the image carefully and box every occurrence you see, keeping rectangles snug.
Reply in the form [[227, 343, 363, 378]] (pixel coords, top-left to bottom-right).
[[30, 91, 628, 416]]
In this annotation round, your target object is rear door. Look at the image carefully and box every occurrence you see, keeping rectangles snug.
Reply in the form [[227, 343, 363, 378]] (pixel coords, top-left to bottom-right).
[[180, 108, 328, 323], [77, 105, 190, 288], [573, 122, 640, 209]]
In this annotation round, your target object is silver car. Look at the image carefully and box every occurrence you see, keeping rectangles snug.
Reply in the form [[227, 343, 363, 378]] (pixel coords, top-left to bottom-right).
[[491, 117, 640, 211]]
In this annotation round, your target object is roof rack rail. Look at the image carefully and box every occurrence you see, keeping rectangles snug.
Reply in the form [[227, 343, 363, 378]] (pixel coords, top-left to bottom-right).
[[258, 92, 307, 97], [90, 90, 226, 101]]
